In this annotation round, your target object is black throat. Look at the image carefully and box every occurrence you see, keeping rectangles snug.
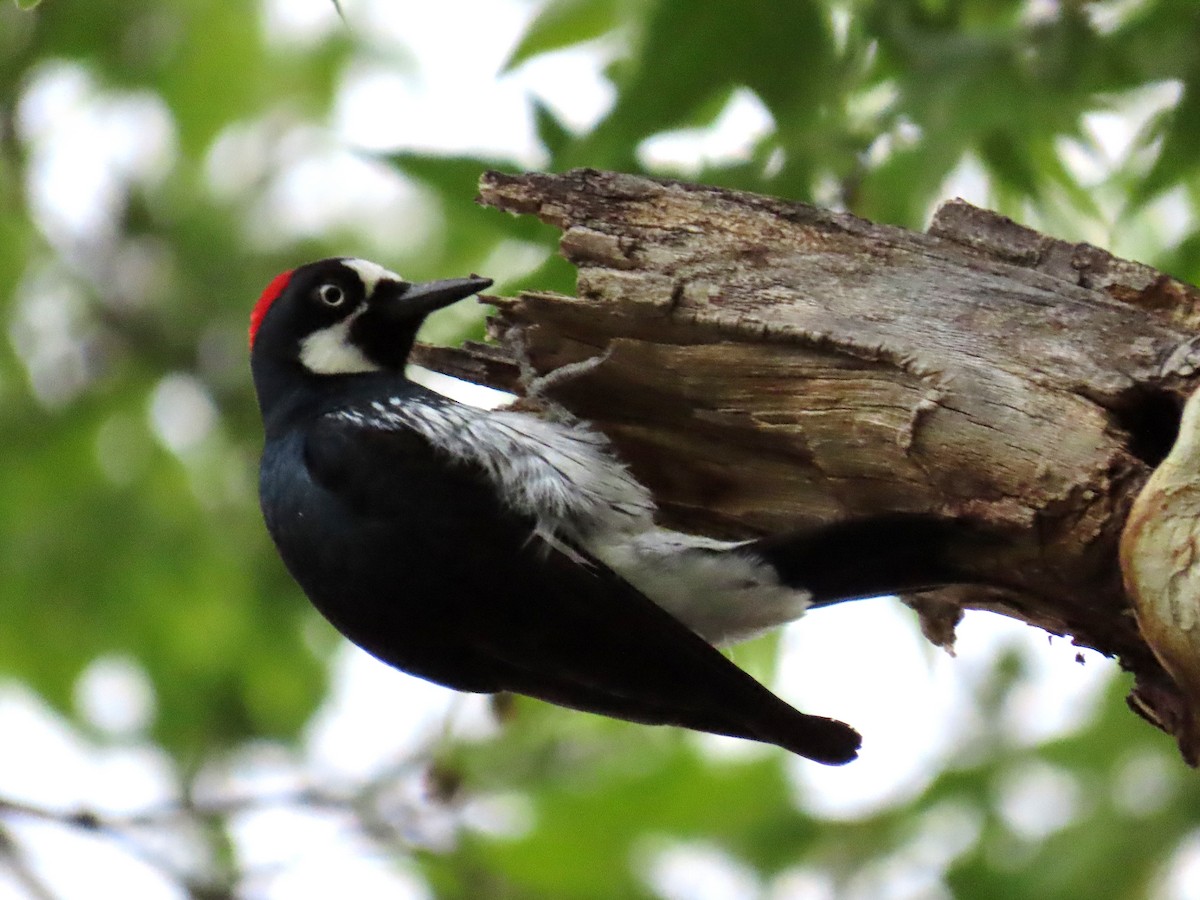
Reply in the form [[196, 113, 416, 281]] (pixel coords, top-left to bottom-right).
[[251, 355, 417, 439]]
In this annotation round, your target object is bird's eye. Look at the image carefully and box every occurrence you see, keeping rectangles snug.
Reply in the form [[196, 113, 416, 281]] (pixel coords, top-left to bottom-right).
[[316, 284, 346, 307]]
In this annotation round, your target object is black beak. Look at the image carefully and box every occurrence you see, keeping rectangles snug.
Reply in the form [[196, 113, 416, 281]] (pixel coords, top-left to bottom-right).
[[377, 275, 493, 318]]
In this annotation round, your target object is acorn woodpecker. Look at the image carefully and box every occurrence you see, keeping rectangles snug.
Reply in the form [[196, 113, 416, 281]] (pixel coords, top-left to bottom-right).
[[250, 258, 993, 764]]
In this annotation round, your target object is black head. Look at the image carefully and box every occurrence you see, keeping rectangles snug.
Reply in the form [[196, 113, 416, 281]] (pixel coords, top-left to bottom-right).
[[249, 257, 492, 374]]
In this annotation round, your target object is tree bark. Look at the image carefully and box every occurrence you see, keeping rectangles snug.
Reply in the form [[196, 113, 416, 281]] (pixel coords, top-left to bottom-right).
[[412, 168, 1200, 761]]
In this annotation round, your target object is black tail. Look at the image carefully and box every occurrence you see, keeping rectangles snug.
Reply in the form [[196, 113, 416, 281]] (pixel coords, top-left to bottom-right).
[[524, 664, 863, 765], [755, 710, 861, 765], [662, 691, 862, 765], [748, 513, 1009, 608]]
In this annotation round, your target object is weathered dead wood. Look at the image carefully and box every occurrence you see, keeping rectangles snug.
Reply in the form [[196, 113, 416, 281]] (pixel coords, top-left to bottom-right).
[[418, 168, 1200, 760]]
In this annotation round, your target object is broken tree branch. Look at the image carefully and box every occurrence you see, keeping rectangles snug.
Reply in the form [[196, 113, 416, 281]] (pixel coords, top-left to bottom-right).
[[417, 168, 1200, 761]]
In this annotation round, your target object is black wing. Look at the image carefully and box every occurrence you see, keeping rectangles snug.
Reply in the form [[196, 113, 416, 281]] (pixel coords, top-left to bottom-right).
[[302, 410, 861, 764]]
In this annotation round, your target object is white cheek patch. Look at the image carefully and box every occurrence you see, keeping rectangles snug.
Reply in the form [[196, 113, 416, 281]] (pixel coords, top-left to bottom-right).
[[299, 312, 381, 374], [341, 258, 403, 298]]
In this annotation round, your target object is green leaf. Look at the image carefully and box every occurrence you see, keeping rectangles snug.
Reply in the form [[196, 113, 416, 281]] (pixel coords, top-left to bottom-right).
[[1134, 71, 1200, 206], [572, 0, 837, 172], [502, 0, 623, 72], [383, 151, 564, 257], [434, 721, 815, 897], [13, 0, 42, 8], [532, 98, 574, 163]]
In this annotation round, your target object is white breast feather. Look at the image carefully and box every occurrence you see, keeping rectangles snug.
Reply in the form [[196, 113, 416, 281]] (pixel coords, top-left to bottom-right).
[[336, 399, 654, 539], [590, 530, 812, 646], [333, 397, 812, 645]]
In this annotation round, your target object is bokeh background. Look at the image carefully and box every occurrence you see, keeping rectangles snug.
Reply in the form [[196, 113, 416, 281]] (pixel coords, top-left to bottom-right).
[[2, 0, 1200, 896]]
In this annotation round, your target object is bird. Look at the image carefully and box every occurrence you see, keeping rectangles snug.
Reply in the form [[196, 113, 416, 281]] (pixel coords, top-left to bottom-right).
[[1120, 386, 1200, 764], [249, 257, 1000, 764]]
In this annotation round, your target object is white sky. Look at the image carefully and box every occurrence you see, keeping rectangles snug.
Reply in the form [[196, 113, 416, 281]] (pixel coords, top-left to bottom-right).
[[6, 0, 1198, 897]]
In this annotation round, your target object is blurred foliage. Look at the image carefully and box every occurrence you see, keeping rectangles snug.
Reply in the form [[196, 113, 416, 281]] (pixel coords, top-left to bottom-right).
[[2, 0, 1200, 896]]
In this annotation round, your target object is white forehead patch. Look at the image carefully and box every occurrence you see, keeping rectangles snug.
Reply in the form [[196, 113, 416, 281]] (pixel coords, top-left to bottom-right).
[[341, 258, 403, 297], [299, 310, 380, 375]]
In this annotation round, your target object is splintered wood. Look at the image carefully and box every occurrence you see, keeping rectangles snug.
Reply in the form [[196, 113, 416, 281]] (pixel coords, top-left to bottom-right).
[[414, 168, 1200, 761]]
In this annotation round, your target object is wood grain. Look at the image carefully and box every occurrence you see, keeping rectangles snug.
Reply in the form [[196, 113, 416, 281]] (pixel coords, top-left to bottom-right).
[[417, 168, 1200, 759]]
